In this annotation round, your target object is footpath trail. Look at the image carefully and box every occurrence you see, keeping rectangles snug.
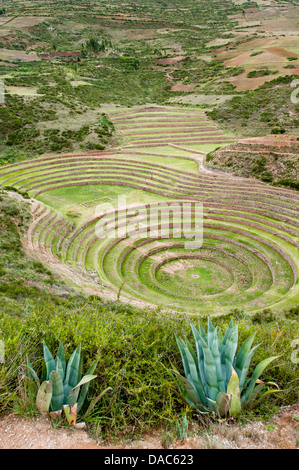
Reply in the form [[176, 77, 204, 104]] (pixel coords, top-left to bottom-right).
[[0, 404, 298, 449]]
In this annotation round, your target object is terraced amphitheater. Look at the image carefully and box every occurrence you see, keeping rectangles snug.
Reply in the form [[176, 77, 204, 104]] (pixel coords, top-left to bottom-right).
[[1, 106, 298, 315], [111, 106, 234, 148]]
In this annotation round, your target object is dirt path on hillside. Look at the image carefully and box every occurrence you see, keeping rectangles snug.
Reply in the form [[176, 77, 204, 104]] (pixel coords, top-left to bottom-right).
[[0, 404, 298, 449]]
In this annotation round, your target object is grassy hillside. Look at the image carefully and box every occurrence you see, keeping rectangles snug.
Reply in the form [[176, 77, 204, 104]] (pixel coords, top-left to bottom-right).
[[206, 138, 299, 189], [207, 76, 299, 137], [0, 0, 297, 161]]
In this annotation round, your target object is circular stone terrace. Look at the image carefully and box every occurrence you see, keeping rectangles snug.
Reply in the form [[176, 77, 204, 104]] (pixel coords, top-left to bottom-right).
[[1, 106, 298, 315]]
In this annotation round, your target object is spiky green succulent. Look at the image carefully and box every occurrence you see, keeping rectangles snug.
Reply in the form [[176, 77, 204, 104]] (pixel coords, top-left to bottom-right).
[[27, 341, 110, 424], [172, 319, 281, 418]]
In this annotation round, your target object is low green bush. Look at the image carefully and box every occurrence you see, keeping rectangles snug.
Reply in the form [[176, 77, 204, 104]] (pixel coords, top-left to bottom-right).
[[284, 306, 299, 319], [247, 69, 278, 78]]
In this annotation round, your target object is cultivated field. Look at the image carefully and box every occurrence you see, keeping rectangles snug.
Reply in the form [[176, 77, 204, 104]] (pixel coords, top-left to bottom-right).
[[0, 106, 298, 315]]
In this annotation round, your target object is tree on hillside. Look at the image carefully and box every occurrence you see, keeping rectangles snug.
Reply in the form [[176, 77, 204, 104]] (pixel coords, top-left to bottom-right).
[[83, 38, 112, 56]]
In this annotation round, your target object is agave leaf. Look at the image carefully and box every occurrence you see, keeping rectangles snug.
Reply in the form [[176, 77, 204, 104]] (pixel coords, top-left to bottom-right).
[[227, 367, 241, 417], [41, 359, 47, 383], [205, 396, 217, 413], [184, 340, 200, 381], [56, 343, 66, 379], [49, 370, 64, 412], [242, 381, 265, 407], [217, 328, 224, 350], [67, 376, 95, 406], [198, 322, 208, 344], [36, 380, 52, 414], [67, 374, 97, 405], [234, 333, 256, 373], [55, 356, 65, 381], [222, 324, 238, 389], [43, 341, 56, 380], [234, 334, 258, 391], [176, 337, 192, 379], [26, 358, 40, 389], [190, 323, 208, 395], [207, 318, 216, 348], [185, 339, 206, 398], [250, 387, 283, 407], [181, 414, 188, 433], [241, 355, 281, 405], [78, 356, 83, 384], [198, 336, 219, 402], [177, 337, 205, 399], [210, 333, 226, 393], [74, 373, 98, 391], [77, 361, 98, 413], [239, 344, 261, 392], [67, 386, 80, 406], [171, 369, 208, 411], [220, 320, 234, 353], [172, 345, 208, 407], [243, 379, 282, 408], [220, 321, 234, 376], [216, 392, 231, 418], [171, 369, 201, 405], [64, 344, 82, 402]]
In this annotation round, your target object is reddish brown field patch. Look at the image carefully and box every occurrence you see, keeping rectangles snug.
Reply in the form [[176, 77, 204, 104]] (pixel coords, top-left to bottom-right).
[[239, 134, 299, 147], [0, 61, 16, 66], [216, 37, 298, 88], [6, 16, 53, 29], [171, 83, 196, 92], [0, 48, 40, 62], [126, 29, 157, 40], [224, 51, 251, 67], [0, 17, 13, 25], [156, 56, 184, 66], [267, 47, 298, 58], [227, 72, 277, 91], [226, 67, 298, 91]]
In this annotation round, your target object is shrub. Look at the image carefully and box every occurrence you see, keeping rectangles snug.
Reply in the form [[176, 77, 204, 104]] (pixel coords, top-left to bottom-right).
[[247, 69, 278, 78], [271, 128, 286, 134], [205, 152, 214, 162], [252, 309, 276, 324], [84, 142, 105, 150], [284, 306, 299, 319]]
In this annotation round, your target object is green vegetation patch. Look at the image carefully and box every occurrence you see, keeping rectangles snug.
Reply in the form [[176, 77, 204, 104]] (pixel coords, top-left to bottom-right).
[[207, 75, 299, 136]]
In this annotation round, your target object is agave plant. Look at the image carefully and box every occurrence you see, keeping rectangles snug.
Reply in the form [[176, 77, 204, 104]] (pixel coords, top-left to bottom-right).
[[172, 319, 282, 418], [26, 341, 111, 424]]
